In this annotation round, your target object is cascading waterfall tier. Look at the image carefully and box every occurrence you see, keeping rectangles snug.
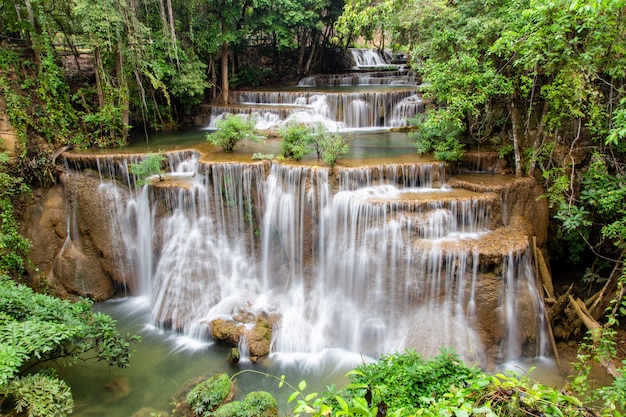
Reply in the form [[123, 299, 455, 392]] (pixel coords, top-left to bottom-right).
[[208, 88, 423, 131], [59, 151, 549, 367], [200, 49, 422, 133]]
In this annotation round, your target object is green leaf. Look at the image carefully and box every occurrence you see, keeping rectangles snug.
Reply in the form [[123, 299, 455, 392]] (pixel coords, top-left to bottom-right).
[[298, 380, 307, 391]]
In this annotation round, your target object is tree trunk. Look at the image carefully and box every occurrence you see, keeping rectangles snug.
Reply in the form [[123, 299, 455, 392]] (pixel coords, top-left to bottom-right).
[[297, 28, 306, 75], [115, 46, 129, 142], [166, 0, 179, 66], [221, 40, 229, 105], [209, 56, 217, 100], [94, 48, 105, 109], [510, 100, 523, 177], [304, 30, 321, 76], [528, 100, 549, 178], [23, 0, 41, 66]]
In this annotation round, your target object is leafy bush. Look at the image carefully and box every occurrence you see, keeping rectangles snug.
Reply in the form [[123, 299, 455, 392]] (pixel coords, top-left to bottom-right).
[[209, 391, 277, 417], [348, 349, 479, 413], [0, 152, 31, 276], [409, 110, 466, 162], [287, 350, 597, 417], [305, 124, 351, 166], [241, 391, 277, 417], [0, 276, 140, 416], [279, 120, 314, 161], [319, 132, 351, 168], [130, 152, 167, 185], [186, 373, 232, 416], [206, 114, 265, 153]]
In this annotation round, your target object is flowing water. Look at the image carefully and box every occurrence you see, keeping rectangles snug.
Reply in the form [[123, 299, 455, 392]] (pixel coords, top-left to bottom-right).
[[56, 49, 562, 416]]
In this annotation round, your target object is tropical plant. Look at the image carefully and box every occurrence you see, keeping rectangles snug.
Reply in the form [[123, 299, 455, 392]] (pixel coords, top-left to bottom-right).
[[409, 111, 466, 162], [319, 132, 351, 168], [0, 152, 31, 277], [279, 120, 314, 161], [283, 350, 613, 417], [304, 124, 352, 167], [206, 114, 265, 153], [0, 276, 140, 417]]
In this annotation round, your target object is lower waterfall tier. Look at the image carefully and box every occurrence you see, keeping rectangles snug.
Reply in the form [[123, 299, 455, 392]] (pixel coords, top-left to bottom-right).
[[23, 152, 550, 367]]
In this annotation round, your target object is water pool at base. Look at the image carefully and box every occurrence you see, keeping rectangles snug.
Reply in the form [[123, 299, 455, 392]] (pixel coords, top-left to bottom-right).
[[59, 298, 565, 417], [61, 298, 357, 417]]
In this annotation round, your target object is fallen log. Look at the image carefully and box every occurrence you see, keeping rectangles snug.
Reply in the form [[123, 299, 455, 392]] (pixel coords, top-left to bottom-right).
[[568, 295, 622, 379]]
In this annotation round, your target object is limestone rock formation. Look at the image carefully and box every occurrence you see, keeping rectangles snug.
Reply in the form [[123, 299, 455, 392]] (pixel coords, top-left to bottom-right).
[[21, 170, 132, 300], [210, 310, 278, 361]]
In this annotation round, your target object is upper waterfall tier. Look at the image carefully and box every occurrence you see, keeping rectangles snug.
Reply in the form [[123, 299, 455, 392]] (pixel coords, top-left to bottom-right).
[[298, 70, 420, 87], [198, 54, 423, 133], [206, 87, 423, 132]]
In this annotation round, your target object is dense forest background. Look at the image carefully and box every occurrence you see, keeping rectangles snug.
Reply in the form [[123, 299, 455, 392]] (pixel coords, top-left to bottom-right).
[[1, 0, 626, 415]]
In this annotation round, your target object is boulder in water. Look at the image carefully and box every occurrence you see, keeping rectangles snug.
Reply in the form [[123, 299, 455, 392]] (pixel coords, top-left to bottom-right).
[[210, 312, 275, 361]]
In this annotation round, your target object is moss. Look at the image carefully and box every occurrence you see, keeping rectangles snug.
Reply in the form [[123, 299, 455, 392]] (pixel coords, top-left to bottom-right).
[[212, 400, 244, 417], [210, 391, 277, 417], [186, 373, 232, 416], [242, 391, 277, 417]]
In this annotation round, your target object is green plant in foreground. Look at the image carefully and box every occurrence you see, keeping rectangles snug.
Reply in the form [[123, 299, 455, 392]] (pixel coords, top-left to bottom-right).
[[0, 275, 140, 417], [130, 152, 167, 185], [206, 114, 265, 153], [186, 373, 232, 416]]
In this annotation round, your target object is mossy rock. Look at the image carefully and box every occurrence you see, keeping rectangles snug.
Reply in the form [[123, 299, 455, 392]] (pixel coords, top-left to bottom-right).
[[211, 391, 277, 417], [242, 391, 278, 417], [186, 373, 232, 416], [212, 400, 244, 417]]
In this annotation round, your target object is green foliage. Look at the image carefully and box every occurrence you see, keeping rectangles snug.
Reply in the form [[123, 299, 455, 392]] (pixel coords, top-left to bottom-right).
[[0, 275, 140, 416], [606, 98, 626, 153], [568, 274, 626, 415], [301, 126, 352, 168], [349, 349, 479, 413], [0, 48, 77, 147], [186, 373, 232, 416], [81, 104, 129, 148], [279, 120, 314, 160], [130, 152, 167, 185], [281, 350, 603, 417], [409, 111, 466, 162], [10, 373, 74, 417], [211, 400, 245, 417], [0, 153, 31, 276], [251, 153, 276, 160], [206, 115, 265, 153], [240, 391, 277, 417], [231, 66, 273, 89]]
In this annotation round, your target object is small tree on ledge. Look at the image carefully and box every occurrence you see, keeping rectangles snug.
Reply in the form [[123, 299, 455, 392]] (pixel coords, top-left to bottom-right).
[[206, 114, 265, 153], [130, 152, 166, 185]]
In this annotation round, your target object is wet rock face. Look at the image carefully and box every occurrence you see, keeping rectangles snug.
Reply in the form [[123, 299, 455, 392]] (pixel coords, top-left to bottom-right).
[[21, 171, 130, 300], [210, 311, 277, 361]]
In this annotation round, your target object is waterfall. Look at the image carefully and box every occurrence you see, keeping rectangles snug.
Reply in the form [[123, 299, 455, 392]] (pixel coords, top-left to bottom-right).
[[208, 89, 422, 132], [348, 48, 393, 69], [65, 152, 548, 366]]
